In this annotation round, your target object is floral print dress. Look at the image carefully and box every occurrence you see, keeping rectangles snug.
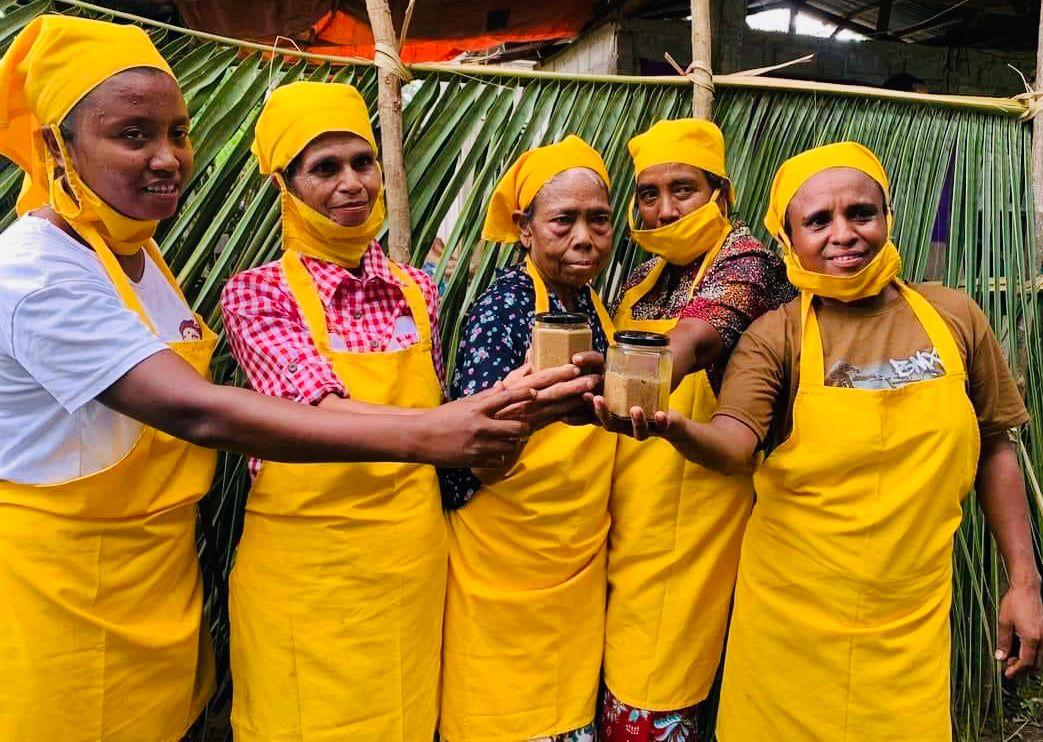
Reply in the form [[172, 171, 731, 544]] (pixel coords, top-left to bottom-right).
[[438, 261, 611, 510]]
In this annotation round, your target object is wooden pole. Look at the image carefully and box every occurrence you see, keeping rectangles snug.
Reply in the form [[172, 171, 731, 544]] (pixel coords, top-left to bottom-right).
[[365, 0, 412, 263], [1034, 3, 1043, 268], [875, 0, 893, 35], [690, 0, 713, 118]]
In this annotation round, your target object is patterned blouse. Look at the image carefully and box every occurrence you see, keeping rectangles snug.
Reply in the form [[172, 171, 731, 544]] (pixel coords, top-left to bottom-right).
[[439, 262, 612, 510], [614, 219, 796, 393]]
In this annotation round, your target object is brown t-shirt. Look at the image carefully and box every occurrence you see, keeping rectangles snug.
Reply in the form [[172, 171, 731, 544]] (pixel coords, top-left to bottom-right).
[[715, 283, 1029, 450]]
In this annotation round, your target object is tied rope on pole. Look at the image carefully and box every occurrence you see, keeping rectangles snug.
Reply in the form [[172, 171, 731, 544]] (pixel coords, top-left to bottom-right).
[[665, 52, 714, 96], [374, 40, 413, 83], [1008, 63, 1043, 122]]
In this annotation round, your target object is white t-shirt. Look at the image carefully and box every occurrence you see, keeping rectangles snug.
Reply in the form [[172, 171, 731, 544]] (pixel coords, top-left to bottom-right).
[[0, 216, 199, 484]]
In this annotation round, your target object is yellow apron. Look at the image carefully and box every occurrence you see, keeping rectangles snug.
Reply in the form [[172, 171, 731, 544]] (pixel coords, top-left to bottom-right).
[[229, 250, 447, 741], [604, 247, 754, 710], [716, 284, 981, 741], [0, 240, 217, 742], [440, 256, 617, 741]]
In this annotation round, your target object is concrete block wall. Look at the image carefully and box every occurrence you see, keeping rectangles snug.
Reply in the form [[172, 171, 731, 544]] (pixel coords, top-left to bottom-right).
[[539, 18, 1036, 98]]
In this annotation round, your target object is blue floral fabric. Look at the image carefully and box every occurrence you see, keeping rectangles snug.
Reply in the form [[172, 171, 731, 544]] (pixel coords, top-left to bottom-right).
[[438, 262, 611, 510]]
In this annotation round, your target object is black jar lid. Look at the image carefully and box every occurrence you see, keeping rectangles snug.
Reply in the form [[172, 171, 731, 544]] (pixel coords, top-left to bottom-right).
[[535, 312, 589, 325], [613, 330, 669, 347]]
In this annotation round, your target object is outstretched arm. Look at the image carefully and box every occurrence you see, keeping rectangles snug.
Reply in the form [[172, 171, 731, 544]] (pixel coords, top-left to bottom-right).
[[977, 434, 1043, 678], [99, 349, 533, 469]]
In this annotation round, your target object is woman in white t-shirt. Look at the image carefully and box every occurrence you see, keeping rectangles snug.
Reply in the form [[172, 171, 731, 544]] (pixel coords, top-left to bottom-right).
[[0, 16, 548, 742]]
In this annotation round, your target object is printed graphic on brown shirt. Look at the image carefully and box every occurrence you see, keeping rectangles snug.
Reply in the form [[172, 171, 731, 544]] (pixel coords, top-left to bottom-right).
[[825, 347, 945, 389]]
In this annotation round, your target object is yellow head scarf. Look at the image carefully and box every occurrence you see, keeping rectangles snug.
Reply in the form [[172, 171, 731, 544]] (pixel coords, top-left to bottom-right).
[[627, 118, 735, 205], [764, 141, 902, 302], [482, 135, 610, 243], [0, 15, 175, 255], [252, 81, 385, 269], [626, 118, 734, 266]]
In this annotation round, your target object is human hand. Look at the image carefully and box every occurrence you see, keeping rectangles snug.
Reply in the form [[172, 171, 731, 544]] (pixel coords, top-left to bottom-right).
[[496, 361, 600, 429], [417, 385, 533, 468], [996, 581, 1043, 678], [589, 395, 678, 441]]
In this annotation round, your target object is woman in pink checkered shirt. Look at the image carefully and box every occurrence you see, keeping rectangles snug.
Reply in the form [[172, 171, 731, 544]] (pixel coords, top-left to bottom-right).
[[219, 82, 592, 740]]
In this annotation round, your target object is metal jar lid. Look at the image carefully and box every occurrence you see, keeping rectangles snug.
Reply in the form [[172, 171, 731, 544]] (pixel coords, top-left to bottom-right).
[[535, 312, 589, 325], [613, 330, 669, 347]]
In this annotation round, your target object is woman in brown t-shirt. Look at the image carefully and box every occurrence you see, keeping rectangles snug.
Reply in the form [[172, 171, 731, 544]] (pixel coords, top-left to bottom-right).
[[595, 141, 1042, 740]]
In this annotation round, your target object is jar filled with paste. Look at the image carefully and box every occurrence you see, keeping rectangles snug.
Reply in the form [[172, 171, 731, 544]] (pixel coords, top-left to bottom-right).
[[531, 313, 593, 372], [604, 330, 672, 432]]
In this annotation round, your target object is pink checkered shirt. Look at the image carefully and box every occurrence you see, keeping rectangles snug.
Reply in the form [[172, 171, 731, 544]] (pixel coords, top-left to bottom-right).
[[221, 243, 443, 475]]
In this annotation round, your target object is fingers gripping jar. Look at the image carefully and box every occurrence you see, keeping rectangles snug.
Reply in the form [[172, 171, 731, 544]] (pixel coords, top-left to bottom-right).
[[604, 330, 672, 431], [531, 312, 593, 372]]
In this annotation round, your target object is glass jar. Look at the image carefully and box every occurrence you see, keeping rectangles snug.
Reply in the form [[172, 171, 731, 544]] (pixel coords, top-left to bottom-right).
[[531, 312, 593, 372], [604, 330, 672, 431]]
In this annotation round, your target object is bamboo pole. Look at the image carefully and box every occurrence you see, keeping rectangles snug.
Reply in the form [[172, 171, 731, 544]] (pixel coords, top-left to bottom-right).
[[690, 0, 713, 118], [364, 0, 412, 263], [1034, 4, 1043, 268]]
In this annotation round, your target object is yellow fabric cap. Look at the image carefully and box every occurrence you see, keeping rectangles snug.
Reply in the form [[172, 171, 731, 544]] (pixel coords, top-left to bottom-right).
[[482, 135, 610, 243], [628, 118, 734, 205], [763, 140, 890, 241], [252, 81, 377, 175], [0, 15, 173, 214]]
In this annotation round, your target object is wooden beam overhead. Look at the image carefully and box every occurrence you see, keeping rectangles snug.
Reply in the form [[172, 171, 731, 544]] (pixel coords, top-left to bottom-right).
[[747, 0, 789, 13], [876, 0, 892, 34], [801, 0, 893, 39], [890, 0, 974, 40]]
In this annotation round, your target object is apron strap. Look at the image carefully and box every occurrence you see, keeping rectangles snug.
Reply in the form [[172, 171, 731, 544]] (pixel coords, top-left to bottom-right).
[[798, 281, 967, 388], [589, 289, 616, 342], [524, 253, 615, 340], [77, 225, 158, 335], [141, 240, 211, 335], [77, 220, 211, 341], [798, 291, 826, 386], [281, 250, 336, 357], [387, 261, 433, 347], [525, 254, 551, 314], [613, 231, 729, 327], [895, 281, 966, 376], [615, 257, 667, 326], [282, 250, 434, 363]]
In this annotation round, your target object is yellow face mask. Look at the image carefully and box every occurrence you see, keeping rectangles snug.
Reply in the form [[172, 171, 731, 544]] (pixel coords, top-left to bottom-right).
[[47, 125, 157, 256], [779, 227, 902, 303], [627, 189, 731, 266], [273, 171, 386, 270]]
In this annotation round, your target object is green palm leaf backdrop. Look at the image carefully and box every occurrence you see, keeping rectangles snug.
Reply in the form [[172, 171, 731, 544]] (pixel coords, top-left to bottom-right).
[[1, 1, 1041, 737]]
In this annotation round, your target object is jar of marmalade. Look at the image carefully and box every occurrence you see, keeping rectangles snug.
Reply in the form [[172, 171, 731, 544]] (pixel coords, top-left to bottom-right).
[[531, 312, 593, 372], [604, 330, 672, 431]]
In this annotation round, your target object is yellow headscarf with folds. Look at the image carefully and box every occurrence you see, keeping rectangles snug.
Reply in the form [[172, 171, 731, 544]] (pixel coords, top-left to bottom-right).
[[482, 135, 610, 243], [627, 118, 735, 205], [626, 118, 735, 265], [0, 15, 175, 256], [252, 81, 385, 269], [764, 141, 902, 302]]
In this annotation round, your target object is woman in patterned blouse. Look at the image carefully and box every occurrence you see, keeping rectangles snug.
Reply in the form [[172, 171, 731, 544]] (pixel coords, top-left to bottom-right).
[[439, 136, 617, 742], [597, 119, 795, 742]]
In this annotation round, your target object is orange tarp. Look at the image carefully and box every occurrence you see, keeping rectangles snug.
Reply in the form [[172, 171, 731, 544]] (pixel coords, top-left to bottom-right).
[[310, 1, 593, 62], [174, 0, 593, 62]]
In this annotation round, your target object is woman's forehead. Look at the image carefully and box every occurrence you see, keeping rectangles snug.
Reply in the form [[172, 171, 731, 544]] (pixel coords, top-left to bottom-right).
[[791, 167, 884, 209], [535, 168, 609, 205], [297, 131, 373, 163], [76, 69, 185, 122], [636, 162, 703, 187]]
